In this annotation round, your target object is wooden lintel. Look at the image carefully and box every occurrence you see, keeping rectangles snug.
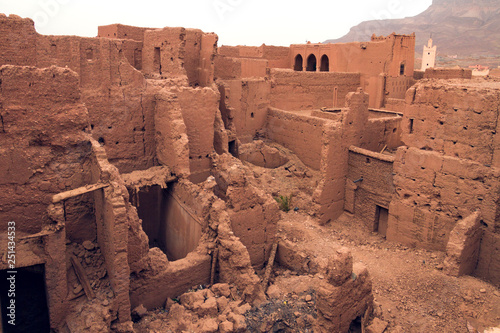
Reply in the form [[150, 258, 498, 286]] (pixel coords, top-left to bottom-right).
[[52, 183, 109, 203]]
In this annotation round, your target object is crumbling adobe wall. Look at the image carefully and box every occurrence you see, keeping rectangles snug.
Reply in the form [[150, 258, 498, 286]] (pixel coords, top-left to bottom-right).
[[0, 65, 92, 234], [219, 44, 290, 69], [0, 15, 159, 173], [217, 78, 271, 142], [212, 154, 279, 268], [402, 80, 500, 167], [384, 98, 406, 113], [214, 56, 268, 79], [345, 147, 395, 231], [313, 89, 371, 224], [424, 68, 473, 79], [98, 24, 149, 41], [269, 69, 360, 110], [177, 87, 219, 183], [361, 116, 403, 153], [266, 108, 327, 170], [388, 147, 499, 250], [0, 14, 37, 66]]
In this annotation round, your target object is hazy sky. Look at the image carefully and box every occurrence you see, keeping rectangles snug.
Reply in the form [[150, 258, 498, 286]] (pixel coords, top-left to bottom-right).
[[0, 0, 432, 46]]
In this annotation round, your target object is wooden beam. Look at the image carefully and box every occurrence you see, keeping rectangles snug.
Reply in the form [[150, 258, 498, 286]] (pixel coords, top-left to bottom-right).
[[210, 248, 219, 286], [52, 183, 109, 203], [262, 241, 279, 292], [70, 255, 95, 300]]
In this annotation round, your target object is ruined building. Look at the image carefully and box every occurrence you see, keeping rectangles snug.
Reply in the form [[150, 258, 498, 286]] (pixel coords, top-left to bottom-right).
[[0, 13, 499, 333]]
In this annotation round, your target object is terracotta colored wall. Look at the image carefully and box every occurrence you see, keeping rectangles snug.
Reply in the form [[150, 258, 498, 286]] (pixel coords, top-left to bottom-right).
[[143, 27, 189, 79], [386, 76, 415, 99], [266, 108, 326, 170], [0, 65, 92, 234], [162, 185, 204, 261], [0, 16, 158, 173], [360, 117, 403, 152], [475, 231, 500, 287], [91, 141, 138, 323], [98, 24, 149, 41], [269, 69, 361, 110], [0, 15, 37, 66], [402, 81, 500, 167], [143, 27, 216, 87], [218, 78, 270, 142], [290, 34, 415, 107], [346, 148, 394, 231], [177, 87, 219, 183], [214, 56, 268, 79], [384, 98, 406, 113], [388, 147, 499, 250], [218, 45, 290, 69], [424, 68, 473, 79], [212, 155, 279, 268]]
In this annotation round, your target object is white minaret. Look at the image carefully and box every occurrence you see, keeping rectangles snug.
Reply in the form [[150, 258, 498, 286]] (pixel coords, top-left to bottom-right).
[[421, 38, 437, 71]]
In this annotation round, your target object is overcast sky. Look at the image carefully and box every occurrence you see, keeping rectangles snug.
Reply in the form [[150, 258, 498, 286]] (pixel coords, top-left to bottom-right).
[[0, 0, 432, 46]]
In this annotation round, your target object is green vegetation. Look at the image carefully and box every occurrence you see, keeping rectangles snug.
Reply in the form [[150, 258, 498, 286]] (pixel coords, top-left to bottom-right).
[[274, 194, 292, 212]]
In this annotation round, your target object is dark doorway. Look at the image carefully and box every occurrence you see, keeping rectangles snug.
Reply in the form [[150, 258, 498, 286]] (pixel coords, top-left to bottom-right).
[[294, 54, 303, 71], [400, 62, 405, 76], [306, 54, 317, 72], [374, 205, 389, 237], [228, 140, 238, 157], [0, 265, 50, 333], [320, 55, 329, 72], [154, 47, 162, 74]]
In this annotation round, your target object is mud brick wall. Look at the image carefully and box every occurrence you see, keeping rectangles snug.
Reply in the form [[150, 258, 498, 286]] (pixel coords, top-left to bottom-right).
[[424, 68, 473, 79], [218, 45, 290, 69], [177, 87, 219, 183], [218, 78, 271, 142], [0, 65, 92, 234], [269, 69, 360, 110], [346, 148, 395, 230], [98, 24, 149, 41], [402, 81, 500, 167], [266, 108, 326, 170], [388, 147, 500, 250]]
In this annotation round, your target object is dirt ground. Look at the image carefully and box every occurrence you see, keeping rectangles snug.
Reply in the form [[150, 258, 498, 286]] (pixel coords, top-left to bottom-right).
[[274, 211, 500, 332]]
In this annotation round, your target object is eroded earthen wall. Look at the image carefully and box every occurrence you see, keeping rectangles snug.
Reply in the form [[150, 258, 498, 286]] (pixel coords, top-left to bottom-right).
[[0, 65, 92, 233], [269, 69, 361, 110]]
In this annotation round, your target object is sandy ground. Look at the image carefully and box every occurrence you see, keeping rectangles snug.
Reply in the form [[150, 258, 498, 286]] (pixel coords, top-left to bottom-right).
[[272, 210, 500, 333]]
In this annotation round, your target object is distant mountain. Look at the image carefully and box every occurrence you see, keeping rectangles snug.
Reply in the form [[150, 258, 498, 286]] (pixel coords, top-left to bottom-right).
[[325, 0, 500, 56]]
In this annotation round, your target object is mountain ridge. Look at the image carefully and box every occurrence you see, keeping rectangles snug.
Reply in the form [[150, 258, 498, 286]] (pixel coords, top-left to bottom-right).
[[325, 0, 500, 56]]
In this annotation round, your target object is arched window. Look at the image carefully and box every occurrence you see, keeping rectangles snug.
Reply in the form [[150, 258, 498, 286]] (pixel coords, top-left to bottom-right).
[[294, 54, 303, 71], [306, 54, 317, 72], [320, 55, 329, 72]]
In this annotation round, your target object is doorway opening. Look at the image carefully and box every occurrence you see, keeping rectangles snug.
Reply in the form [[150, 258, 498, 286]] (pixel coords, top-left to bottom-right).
[[374, 205, 389, 237], [0, 265, 50, 333], [348, 315, 362, 333], [228, 140, 238, 157]]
